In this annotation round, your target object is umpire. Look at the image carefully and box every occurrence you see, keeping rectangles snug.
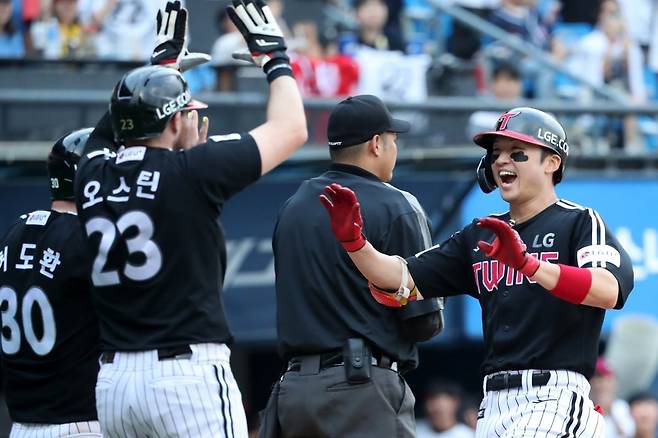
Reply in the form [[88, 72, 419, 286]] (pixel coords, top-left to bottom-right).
[[262, 95, 444, 437]]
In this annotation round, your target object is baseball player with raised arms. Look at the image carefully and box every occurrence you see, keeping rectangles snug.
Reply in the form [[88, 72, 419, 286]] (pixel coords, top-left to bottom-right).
[[0, 129, 101, 437], [74, 0, 306, 436], [321, 107, 634, 437]]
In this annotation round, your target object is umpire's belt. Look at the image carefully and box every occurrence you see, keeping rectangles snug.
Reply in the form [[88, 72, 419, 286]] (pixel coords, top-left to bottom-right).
[[100, 345, 193, 364], [485, 371, 551, 392], [287, 349, 398, 373]]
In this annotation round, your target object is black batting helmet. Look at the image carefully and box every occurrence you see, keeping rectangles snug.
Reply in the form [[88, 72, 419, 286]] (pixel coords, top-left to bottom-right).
[[473, 107, 569, 193], [47, 127, 93, 201], [109, 65, 207, 142]]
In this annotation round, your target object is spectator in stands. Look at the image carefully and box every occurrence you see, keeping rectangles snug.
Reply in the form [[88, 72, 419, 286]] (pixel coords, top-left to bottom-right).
[[467, 61, 522, 139], [486, 0, 563, 98], [377, 0, 403, 45], [650, 8, 658, 87], [341, 0, 405, 55], [567, 0, 647, 152], [211, 3, 244, 66], [628, 392, 658, 438], [617, 0, 654, 58], [211, 4, 245, 91], [266, 0, 291, 39], [30, 0, 95, 59], [590, 356, 636, 438], [0, 0, 24, 58], [290, 21, 359, 97], [572, 0, 646, 101], [416, 380, 474, 438], [488, 0, 551, 50], [447, 0, 500, 60], [558, 0, 599, 25], [458, 394, 480, 433], [89, 0, 160, 61]]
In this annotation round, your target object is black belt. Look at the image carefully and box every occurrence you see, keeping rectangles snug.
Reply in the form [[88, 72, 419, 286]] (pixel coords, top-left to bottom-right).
[[485, 371, 551, 392], [287, 349, 398, 372], [100, 345, 193, 364]]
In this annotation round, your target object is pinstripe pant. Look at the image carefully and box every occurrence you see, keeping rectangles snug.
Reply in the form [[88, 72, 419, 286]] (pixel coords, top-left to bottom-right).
[[10, 421, 102, 437], [95, 343, 248, 438], [476, 370, 605, 438]]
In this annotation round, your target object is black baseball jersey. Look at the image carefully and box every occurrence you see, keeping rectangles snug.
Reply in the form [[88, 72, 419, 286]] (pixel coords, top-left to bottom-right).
[[74, 133, 261, 351], [274, 164, 432, 367], [407, 199, 634, 379], [0, 210, 98, 423]]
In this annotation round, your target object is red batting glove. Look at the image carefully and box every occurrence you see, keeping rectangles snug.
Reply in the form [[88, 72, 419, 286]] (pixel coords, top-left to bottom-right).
[[319, 183, 366, 252], [476, 217, 540, 277]]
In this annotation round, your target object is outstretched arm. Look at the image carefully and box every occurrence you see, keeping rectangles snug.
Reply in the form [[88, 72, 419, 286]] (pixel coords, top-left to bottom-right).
[[476, 217, 620, 309], [320, 183, 417, 295], [227, 0, 307, 175], [530, 263, 619, 308]]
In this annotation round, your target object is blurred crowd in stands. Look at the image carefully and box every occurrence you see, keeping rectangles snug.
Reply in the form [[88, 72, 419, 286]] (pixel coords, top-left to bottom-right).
[[1, 0, 658, 151]]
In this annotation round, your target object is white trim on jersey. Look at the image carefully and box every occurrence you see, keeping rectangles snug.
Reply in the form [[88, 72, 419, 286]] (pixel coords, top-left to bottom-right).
[[559, 199, 613, 269], [586, 208, 607, 268], [490, 211, 509, 218], [557, 199, 586, 210], [556, 200, 582, 210], [415, 242, 440, 258]]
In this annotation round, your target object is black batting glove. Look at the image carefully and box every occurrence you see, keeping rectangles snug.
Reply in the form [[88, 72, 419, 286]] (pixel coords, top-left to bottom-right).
[[151, 1, 210, 72], [227, 0, 293, 82]]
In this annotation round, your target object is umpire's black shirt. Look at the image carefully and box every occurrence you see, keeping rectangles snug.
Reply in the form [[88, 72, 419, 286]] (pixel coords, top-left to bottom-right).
[[273, 163, 432, 368]]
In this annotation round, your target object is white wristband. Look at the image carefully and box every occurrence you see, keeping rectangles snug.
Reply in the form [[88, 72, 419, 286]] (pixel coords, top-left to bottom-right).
[[394, 256, 411, 302]]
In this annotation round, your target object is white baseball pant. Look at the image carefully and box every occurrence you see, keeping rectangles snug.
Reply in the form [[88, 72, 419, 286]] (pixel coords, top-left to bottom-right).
[[95, 343, 248, 438], [476, 369, 605, 438], [10, 420, 102, 437]]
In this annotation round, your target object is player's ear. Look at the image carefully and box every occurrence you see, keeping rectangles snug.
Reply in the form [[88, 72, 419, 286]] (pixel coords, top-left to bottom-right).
[[545, 153, 561, 175]]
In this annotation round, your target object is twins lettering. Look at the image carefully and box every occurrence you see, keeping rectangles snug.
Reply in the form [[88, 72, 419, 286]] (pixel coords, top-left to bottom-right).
[[472, 252, 559, 294]]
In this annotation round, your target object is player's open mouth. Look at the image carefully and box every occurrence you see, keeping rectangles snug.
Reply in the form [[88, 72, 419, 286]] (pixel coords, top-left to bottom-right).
[[499, 170, 517, 185]]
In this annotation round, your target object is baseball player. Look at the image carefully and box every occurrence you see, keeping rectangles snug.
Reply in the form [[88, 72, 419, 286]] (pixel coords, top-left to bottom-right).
[[0, 129, 101, 437], [321, 107, 634, 437], [73, 1, 306, 437]]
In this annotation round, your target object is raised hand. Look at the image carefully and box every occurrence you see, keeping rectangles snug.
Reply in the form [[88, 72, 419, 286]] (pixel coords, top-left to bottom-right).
[[227, 0, 292, 81], [476, 217, 540, 277], [319, 183, 366, 252], [152, 1, 211, 72]]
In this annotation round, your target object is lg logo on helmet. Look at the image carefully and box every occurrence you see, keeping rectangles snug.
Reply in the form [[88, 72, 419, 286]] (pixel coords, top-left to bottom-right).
[[156, 90, 191, 120], [537, 128, 569, 155]]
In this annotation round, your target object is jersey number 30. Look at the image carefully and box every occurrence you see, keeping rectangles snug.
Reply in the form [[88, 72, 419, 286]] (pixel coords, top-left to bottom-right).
[[0, 286, 55, 356], [85, 211, 162, 286]]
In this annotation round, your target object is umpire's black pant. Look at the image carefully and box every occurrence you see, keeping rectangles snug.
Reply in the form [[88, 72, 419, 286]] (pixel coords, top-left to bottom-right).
[[258, 356, 416, 438]]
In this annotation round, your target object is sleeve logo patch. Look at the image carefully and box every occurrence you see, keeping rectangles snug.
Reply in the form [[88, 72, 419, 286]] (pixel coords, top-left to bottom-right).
[[209, 133, 242, 143], [577, 245, 621, 267], [26, 210, 51, 226], [116, 147, 146, 164]]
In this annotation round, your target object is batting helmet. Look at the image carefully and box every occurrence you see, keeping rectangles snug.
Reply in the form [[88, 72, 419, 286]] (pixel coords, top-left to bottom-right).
[[109, 65, 207, 142], [47, 127, 93, 201], [473, 107, 569, 193]]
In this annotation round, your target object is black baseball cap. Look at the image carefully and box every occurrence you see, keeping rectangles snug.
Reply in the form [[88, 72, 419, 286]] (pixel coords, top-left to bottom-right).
[[327, 95, 410, 149]]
